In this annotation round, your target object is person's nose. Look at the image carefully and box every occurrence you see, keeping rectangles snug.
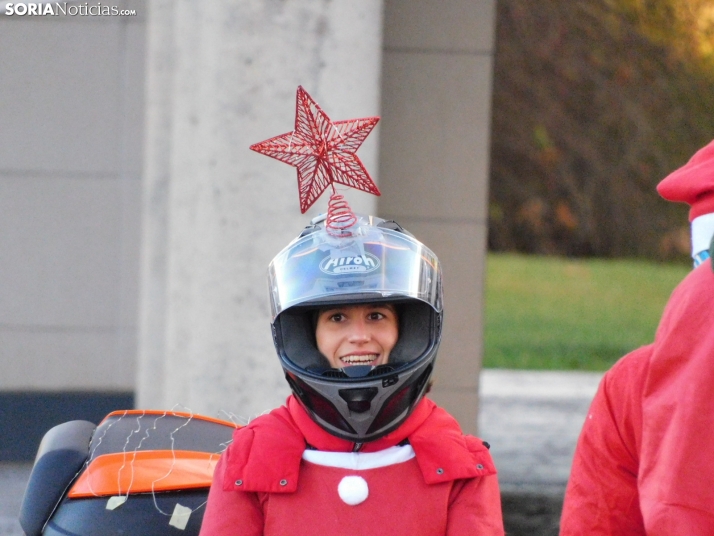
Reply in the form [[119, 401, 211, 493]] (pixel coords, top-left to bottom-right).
[[347, 318, 371, 343]]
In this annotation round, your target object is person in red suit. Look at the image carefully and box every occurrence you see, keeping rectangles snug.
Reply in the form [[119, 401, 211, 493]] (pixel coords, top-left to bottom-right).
[[200, 214, 504, 535], [560, 139, 714, 535]]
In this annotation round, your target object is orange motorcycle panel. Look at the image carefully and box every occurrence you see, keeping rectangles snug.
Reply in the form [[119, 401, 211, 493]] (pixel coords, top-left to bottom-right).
[[68, 450, 220, 498]]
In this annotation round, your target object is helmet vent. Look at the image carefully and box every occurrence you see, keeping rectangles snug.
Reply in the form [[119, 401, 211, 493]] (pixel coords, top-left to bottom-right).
[[319, 368, 349, 378], [338, 387, 379, 413], [382, 375, 398, 387]]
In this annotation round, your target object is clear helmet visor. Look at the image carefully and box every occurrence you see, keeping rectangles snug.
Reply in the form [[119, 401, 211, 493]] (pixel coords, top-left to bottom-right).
[[268, 216, 442, 319]]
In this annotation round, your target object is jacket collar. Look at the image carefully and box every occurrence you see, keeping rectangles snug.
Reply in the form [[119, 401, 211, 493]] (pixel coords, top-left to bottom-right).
[[222, 396, 496, 493]]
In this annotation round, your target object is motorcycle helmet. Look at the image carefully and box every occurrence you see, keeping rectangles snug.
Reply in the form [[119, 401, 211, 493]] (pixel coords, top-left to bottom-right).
[[268, 213, 443, 444]]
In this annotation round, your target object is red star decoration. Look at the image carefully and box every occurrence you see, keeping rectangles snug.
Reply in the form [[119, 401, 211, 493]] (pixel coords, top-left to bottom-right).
[[250, 86, 381, 213]]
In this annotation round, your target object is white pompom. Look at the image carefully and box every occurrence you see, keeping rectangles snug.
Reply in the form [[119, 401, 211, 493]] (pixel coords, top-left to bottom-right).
[[337, 475, 369, 506]]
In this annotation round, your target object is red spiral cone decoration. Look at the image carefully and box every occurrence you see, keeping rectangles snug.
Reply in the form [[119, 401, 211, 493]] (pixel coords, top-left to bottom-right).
[[325, 190, 358, 237]]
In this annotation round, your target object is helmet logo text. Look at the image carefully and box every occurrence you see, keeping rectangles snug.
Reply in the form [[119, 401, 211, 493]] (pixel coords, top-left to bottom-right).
[[319, 253, 380, 275]]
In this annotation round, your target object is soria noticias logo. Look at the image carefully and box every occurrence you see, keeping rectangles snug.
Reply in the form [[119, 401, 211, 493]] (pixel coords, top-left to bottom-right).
[[3, 2, 137, 16]]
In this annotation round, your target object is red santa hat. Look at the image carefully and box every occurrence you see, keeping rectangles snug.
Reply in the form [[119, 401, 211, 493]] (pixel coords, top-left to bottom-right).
[[657, 139, 714, 260]]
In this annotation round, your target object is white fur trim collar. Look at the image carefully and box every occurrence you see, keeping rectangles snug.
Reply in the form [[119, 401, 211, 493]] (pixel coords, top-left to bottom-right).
[[691, 213, 714, 257], [302, 444, 415, 470]]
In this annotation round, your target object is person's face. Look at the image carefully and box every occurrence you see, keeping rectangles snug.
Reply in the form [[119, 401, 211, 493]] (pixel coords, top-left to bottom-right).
[[315, 304, 399, 369]]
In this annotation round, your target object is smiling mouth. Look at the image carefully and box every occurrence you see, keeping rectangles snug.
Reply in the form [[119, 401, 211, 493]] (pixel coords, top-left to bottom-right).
[[340, 354, 378, 366]]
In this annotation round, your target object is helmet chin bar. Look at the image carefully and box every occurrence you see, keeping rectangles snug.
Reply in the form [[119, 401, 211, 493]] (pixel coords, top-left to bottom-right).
[[285, 357, 435, 443]]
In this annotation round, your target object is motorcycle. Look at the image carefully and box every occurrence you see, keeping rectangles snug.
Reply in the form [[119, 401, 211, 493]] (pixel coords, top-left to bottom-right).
[[19, 409, 237, 535]]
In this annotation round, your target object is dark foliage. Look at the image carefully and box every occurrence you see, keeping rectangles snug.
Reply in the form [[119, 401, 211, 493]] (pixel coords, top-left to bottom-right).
[[488, 0, 714, 260]]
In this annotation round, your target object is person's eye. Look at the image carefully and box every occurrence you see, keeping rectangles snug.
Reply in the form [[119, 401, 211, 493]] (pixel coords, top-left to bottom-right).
[[369, 312, 385, 320], [330, 313, 345, 322]]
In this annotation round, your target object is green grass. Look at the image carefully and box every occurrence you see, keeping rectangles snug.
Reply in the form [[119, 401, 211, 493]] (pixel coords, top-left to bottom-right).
[[483, 253, 689, 370]]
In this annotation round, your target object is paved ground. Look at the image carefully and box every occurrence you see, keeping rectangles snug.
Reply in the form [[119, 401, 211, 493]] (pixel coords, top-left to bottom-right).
[[0, 369, 603, 535], [479, 369, 602, 494]]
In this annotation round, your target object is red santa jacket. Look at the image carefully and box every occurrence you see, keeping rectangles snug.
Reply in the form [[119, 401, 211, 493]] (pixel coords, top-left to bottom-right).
[[561, 259, 714, 535], [200, 396, 504, 535]]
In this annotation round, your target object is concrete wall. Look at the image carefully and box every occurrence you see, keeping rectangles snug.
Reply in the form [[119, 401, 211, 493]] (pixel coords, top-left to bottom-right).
[[379, 0, 496, 434], [0, 1, 145, 458], [0, 2, 145, 394]]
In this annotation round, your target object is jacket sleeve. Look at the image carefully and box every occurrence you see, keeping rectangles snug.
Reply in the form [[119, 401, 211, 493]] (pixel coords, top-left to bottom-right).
[[199, 454, 264, 536], [559, 345, 651, 536], [446, 474, 504, 535]]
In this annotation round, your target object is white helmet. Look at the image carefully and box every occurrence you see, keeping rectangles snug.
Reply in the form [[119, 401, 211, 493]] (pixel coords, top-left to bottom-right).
[[269, 214, 443, 444]]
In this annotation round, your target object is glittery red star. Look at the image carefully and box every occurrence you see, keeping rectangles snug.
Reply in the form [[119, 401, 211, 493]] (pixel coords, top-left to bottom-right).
[[250, 86, 381, 213]]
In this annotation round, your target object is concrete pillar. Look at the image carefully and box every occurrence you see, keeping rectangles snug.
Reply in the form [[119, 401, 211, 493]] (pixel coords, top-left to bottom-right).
[[378, 0, 497, 434], [138, 0, 384, 420]]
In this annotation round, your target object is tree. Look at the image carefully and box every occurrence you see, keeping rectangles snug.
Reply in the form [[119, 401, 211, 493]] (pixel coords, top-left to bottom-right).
[[489, 0, 714, 259]]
